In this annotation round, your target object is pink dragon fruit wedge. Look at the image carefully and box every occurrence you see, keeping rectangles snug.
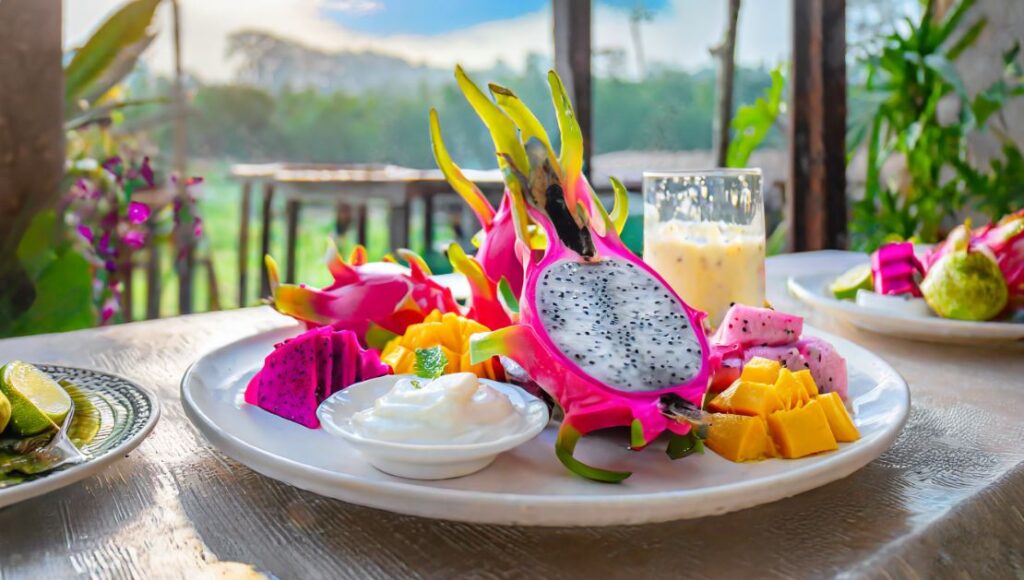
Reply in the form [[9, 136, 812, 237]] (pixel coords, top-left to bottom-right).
[[711, 303, 803, 348], [265, 241, 460, 349], [245, 327, 392, 429], [436, 66, 714, 482], [871, 242, 925, 296]]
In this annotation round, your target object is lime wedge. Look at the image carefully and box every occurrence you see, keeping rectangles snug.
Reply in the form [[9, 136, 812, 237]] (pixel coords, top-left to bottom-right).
[[830, 263, 874, 300], [0, 391, 10, 433], [0, 362, 71, 436]]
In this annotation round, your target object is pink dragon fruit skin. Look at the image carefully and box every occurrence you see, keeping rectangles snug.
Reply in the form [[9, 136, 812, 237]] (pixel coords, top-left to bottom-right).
[[265, 242, 461, 348], [430, 109, 525, 295], [245, 328, 392, 429], [872, 242, 925, 297], [451, 68, 716, 482], [710, 304, 803, 348]]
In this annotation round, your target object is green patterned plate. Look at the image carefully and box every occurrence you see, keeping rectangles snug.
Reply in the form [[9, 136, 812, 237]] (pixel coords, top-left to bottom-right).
[[0, 365, 160, 508]]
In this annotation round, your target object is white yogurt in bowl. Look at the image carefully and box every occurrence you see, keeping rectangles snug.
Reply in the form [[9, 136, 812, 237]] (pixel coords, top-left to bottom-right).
[[318, 374, 549, 480]]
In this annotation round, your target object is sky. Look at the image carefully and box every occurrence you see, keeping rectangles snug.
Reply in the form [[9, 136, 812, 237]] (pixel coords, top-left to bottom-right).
[[64, 0, 790, 83]]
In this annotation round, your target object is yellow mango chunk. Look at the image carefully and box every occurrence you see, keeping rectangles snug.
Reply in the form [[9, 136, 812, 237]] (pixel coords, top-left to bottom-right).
[[766, 400, 838, 458], [707, 380, 783, 418], [794, 369, 819, 397], [380, 311, 500, 380], [740, 357, 781, 385], [774, 368, 810, 410], [706, 414, 776, 462], [816, 392, 860, 442], [381, 344, 413, 373]]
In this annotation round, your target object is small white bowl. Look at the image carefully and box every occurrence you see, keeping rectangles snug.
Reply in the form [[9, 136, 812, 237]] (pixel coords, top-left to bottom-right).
[[317, 375, 549, 480]]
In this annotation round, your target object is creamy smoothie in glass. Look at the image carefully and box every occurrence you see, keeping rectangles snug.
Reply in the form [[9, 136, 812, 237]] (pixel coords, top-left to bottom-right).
[[643, 169, 765, 328]]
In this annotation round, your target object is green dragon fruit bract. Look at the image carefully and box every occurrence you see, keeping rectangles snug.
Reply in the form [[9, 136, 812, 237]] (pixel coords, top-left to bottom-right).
[[245, 326, 391, 428], [432, 67, 715, 483], [265, 241, 461, 349]]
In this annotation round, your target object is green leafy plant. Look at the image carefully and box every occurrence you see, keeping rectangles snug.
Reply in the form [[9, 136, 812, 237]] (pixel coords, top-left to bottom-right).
[[850, 0, 1024, 250], [726, 65, 785, 168], [3, 0, 168, 338]]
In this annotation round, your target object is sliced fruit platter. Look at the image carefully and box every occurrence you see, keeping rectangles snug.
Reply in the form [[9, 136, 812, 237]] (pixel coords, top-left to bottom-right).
[[788, 211, 1024, 343], [182, 67, 909, 525], [0, 362, 159, 508]]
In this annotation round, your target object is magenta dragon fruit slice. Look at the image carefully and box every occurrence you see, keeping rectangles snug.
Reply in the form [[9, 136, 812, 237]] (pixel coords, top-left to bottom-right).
[[441, 67, 715, 482], [245, 328, 392, 428], [244, 328, 329, 428], [872, 242, 925, 297], [711, 304, 803, 349]]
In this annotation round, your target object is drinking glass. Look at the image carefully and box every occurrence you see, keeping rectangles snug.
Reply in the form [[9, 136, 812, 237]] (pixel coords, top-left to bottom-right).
[[643, 169, 765, 327]]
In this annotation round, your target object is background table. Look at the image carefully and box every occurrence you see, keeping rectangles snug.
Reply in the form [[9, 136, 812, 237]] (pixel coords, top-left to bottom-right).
[[1, 251, 1022, 578]]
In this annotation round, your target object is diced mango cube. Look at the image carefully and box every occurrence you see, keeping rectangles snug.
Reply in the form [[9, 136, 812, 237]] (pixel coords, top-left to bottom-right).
[[381, 344, 413, 373], [766, 400, 838, 458], [816, 392, 860, 442], [740, 357, 781, 385], [707, 380, 783, 417], [794, 369, 819, 397], [774, 368, 810, 410], [705, 414, 776, 462]]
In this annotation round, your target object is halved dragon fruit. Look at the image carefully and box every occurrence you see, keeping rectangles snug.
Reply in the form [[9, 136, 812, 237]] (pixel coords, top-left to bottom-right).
[[265, 241, 461, 348], [436, 67, 715, 482], [245, 327, 391, 428]]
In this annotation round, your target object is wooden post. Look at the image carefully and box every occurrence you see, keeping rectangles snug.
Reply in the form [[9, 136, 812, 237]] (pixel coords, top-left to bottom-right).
[[0, 0, 64, 325], [788, 0, 848, 250], [712, 0, 742, 167], [284, 199, 301, 283], [171, 0, 194, 313], [553, 0, 592, 176], [237, 180, 252, 307], [258, 182, 275, 297]]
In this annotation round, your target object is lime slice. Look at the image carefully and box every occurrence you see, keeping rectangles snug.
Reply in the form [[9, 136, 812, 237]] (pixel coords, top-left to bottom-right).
[[830, 263, 874, 300], [0, 391, 10, 433], [0, 362, 71, 436]]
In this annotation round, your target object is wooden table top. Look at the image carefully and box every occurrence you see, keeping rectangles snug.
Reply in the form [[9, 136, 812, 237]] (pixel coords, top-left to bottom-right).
[[1, 251, 1022, 578]]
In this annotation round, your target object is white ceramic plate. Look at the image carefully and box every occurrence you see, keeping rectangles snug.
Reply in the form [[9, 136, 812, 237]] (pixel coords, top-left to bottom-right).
[[182, 324, 909, 527], [788, 263, 1024, 344], [0, 365, 160, 508]]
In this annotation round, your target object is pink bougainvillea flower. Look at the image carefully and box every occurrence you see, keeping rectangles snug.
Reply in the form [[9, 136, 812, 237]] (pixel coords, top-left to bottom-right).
[[77, 225, 94, 243], [139, 157, 155, 187], [123, 230, 146, 248], [193, 217, 203, 238], [127, 201, 150, 224]]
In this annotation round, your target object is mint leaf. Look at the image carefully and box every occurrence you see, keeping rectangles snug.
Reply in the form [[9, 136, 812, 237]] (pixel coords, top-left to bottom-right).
[[413, 346, 447, 380]]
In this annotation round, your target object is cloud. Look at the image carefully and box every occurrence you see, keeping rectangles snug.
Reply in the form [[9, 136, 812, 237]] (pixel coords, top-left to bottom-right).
[[319, 0, 383, 14], [63, 0, 790, 83]]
